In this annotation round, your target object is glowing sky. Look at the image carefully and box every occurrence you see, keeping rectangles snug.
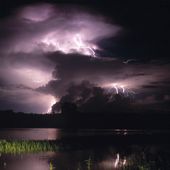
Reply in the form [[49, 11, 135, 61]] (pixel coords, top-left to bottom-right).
[[0, 3, 170, 113]]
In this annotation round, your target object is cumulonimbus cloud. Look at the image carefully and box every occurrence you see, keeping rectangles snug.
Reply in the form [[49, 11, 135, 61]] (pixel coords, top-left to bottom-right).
[[0, 3, 170, 113], [0, 3, 122, 113]]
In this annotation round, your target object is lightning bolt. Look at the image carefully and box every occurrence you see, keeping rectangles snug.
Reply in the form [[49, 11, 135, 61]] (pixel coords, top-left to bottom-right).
[[120, 85, 125, 93], [102, 82, 133, 96], [47, 96, 57, 113], [56, 42, 62, 51], [74, 34, 96, 57], [123, 59, 136, 64], [41, 33, 97, 57], [113, 83, 119, 94]]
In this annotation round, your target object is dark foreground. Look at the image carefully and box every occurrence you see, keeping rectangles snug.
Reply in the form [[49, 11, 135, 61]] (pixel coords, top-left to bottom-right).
[[0, 111, 170, 129], [0, 110, 170, 169], [0, 134, 170, 170], [0, 128, 170, 169]]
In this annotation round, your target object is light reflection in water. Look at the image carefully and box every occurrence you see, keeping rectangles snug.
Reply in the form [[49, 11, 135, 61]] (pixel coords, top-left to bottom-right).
[[0, 129, 60, 140], [0, 152, 128, 170], [99, 153, 127, 169], [0, 129, 170, 170], [0, 152, 55, 170], [0, 145, 169, 170], [1, 129, 168, 141], [114, 153, 120, 167]]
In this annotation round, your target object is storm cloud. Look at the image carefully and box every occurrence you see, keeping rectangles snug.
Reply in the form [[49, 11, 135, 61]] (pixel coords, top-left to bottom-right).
[[0, 3, 170, 113], [0, 3, 121, 113], [51, 81, 134, 113]]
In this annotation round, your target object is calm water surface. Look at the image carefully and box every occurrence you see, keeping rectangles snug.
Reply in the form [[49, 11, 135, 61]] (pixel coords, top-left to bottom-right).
[[0, 128, 60, 140], [0, 129, 170, 170], [0, 128, 169, 140]]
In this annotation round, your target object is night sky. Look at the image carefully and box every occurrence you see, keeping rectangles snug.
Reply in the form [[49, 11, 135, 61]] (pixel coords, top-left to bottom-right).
[[0, 0, 170, 113]]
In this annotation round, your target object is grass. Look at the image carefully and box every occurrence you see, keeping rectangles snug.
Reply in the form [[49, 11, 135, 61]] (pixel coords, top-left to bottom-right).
[[74, 151, 169, 170], [85, 157, 93, 170], [0, 140, 170, 169], [49, 162, 54, 170], [0, 140, 59, 154]]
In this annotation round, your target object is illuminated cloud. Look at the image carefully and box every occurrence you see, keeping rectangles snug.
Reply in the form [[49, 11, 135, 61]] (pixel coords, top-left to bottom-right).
[[19, 4, 54, 22], [0, 86, 58, 113], [0, 3, 122, 113], [0, 3, 170, 113], [0, 3, 121, 55]]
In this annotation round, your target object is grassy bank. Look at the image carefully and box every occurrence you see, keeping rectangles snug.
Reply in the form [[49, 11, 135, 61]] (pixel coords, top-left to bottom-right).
[[0, 140, 170, 169], [0, 140, 59, 154]]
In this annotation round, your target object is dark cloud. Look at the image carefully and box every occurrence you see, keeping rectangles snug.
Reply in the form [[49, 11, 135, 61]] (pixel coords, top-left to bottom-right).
[[39, 52, 170, 92], [0, 2, 170, 113], [52, 81, 134, 113], [36, 51, 170, 112], [0, 3, 121, 113]]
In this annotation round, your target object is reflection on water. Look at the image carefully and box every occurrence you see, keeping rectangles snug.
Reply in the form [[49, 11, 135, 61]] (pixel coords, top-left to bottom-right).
[[99, 153, 127, 169], [0, 128, 170, 140], [0, 145, 170, 170], [0, 129, 60, 140], [0, 152, 55, 170], [0, 129, 170, 169]]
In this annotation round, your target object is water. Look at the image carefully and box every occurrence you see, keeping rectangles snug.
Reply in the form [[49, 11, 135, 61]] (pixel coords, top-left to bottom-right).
[[0, 128, 170, 170], [0, 145, 170, 170], [0, 128, 60, 140], [0, 128, 169, 140]]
